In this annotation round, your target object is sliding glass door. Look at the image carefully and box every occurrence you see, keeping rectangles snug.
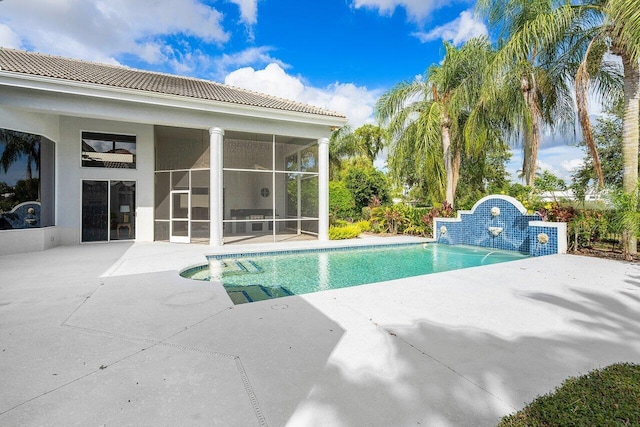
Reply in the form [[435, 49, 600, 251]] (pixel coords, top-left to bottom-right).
[[81, 180, 136, 242], [81, 181, 109, 242]]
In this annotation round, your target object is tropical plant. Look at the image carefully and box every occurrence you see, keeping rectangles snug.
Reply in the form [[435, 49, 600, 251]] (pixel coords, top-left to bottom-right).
[[571, 101, 639, 202], [342, 160, 390, 214], [329, 124, 387, 177], [328, 224, 362, 240], [354, 220, 371, 232], [353, 124, 386, 164], [478, 0, 639, 252], [609, 183, 640, 260], [370, 205, 403, 234], [329, 125, 359, 180], [476, 0, 576, 188], [377, 38, 496, 206], [455, 141, 512, 209], [534, 170, 567, 202], [568, 209, 609, 252], [421, 201, 456, 237]]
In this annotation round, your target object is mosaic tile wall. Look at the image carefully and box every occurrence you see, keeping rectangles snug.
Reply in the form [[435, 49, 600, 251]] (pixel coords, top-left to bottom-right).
[[434, 195, 566, 256]]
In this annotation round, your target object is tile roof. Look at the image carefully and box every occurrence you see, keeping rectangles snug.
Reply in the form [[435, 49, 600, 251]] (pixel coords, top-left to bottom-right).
[[0, 48, 345, 119]]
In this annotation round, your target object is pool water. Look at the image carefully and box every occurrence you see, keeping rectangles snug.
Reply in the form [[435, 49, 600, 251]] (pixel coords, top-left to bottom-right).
[[181, 244, 528, 304]]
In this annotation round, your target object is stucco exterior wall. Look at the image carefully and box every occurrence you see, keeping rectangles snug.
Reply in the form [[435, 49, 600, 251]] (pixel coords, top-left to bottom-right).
[[57, 116, 155, 245]]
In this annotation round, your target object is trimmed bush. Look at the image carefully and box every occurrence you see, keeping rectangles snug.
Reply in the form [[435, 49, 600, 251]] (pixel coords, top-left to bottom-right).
[[328, 224, 362, 240], [355, 220, 371, 232], [329, 181, 356, 220], [499, 363, 640, 426]]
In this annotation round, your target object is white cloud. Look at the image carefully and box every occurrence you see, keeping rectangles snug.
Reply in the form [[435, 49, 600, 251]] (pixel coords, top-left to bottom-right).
[[0, 24, 21, 49], [507, 144, 585, 182], [561, 158, 584, 172], [0, 0, 229, 66], [225, 63, 305, 100], [351, 0, 441, 23], [229, 0, 258, 25], [224, 63, 381, 128], [536, 160, 559, 176], [228, 0, 259, 41], [213, 47, 289, 80], [413, 10, 488, 46]]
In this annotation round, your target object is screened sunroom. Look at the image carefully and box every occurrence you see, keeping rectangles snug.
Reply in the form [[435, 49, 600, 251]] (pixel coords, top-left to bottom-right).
[[154, 127, 324, 245]]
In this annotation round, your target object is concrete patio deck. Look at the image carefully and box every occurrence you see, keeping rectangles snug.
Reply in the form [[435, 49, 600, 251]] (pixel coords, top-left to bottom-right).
[[1, 237, 639, 426]]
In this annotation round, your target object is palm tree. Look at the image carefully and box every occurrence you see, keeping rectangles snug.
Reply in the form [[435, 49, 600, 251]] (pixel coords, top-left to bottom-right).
[[329, 125, 359, 180], [478, 0, 639, 251], [476, 0, 576, 188], [353, 124, 386, 164], [377, 38, 495, 206]]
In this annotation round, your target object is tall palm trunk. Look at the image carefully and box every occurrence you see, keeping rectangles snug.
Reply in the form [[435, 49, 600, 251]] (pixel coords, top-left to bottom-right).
[[452, 144, 461, 204], [521, 73, 542, 187], [441, 115, 456, 206], [621, 52, 640, 254], [575, 40, 605, 188]]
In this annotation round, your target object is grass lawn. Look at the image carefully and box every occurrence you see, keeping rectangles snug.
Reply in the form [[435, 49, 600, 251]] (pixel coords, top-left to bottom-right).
[[498, 363, 640, 426]]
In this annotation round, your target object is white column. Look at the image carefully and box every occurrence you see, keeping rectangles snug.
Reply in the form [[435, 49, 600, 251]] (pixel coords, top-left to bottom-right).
[[318, 137, 330, 241], [209, 127, 224, 246]]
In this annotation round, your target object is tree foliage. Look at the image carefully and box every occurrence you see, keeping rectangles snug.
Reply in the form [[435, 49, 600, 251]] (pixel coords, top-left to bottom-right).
[[342, 160, 390, 214], [572, 102, 627, 196], [377, 38, 497, 206], [328, 180, 356, 221]]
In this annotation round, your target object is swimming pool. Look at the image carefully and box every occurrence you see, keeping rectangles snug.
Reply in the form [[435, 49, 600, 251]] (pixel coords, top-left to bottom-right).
[[180, 243, 528, 304]]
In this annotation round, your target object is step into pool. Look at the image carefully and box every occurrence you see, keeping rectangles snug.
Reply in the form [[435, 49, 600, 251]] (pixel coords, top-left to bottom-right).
[[181, 243, 529, 304]]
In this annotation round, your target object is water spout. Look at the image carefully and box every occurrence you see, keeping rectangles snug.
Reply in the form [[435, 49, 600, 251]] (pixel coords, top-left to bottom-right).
[[488, 226, 503, 237], [481, 251, 499, 263]]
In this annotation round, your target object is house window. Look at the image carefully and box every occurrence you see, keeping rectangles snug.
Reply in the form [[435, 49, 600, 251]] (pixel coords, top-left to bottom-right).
[[82, 132, 136, 169], [0, 128, 55, 230]]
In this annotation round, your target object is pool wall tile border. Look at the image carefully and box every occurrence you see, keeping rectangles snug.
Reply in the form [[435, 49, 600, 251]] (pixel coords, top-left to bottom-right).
[[206, 242, 424, 261], [433, 195, 567, 257]]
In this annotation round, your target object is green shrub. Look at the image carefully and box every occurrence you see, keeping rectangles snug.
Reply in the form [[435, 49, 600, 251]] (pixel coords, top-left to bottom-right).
[[361, 206, 372, 220], [328, 224, 362, 240], [332, 219, 348, 227], [355, 220, 371, 232], [343, 164, 390, 213], [329, 181, 356, 220], [370, 205, 403, 233], [499, 363, 640, 426]]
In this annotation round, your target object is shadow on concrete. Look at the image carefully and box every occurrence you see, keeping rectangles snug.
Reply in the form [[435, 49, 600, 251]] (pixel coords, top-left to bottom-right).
[[283, 283, 640, 426]]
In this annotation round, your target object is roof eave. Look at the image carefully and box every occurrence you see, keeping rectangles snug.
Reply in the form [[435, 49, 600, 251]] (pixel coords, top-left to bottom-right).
[[0, 71, 348, 128]]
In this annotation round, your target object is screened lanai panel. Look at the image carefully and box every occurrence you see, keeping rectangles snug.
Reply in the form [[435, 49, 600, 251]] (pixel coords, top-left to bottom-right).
[[300, 176, 319, 217], [155, 126, 209, 170], [223, 135, 273, 170], [283, 173, 318, 218], [223, 170, 274, 220], [300, 145, 318, 173], [222, 132, 320, 241], [275, 135, 316, 172], [155, 172, 170, 220], [191, 170, 209, 221]]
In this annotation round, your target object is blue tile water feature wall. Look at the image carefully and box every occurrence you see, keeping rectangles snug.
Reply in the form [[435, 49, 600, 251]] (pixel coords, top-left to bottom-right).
[[434, 195, 567, 256]]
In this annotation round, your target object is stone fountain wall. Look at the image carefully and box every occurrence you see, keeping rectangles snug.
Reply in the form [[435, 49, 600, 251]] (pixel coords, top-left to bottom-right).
[[434, 195, 567, 256]]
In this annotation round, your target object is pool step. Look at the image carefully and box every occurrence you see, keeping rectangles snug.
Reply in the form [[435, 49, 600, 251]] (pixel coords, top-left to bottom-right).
[[209, 259, 263, 276], [225, 284, 293, 305]]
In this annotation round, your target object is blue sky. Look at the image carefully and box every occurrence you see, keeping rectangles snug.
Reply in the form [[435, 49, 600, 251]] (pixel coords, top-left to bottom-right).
[[0, 0, 588, 182]]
